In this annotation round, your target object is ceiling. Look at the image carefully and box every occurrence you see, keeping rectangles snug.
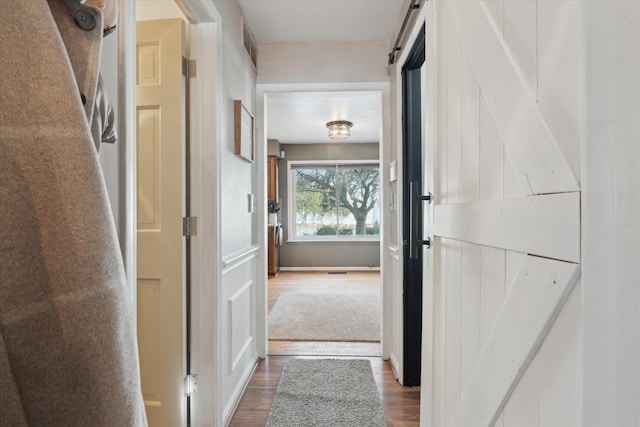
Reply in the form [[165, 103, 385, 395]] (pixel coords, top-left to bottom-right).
[[267, 91, 382, 144], [237, 0, 406, 44], [237, 0, 407, 145]]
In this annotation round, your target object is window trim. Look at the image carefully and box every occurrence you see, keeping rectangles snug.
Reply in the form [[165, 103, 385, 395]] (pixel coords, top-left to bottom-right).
[[287, 160, 381, 242]]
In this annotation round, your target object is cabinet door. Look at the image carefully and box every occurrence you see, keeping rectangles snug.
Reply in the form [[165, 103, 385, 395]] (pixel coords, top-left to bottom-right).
[[267, 156, 278, 203]]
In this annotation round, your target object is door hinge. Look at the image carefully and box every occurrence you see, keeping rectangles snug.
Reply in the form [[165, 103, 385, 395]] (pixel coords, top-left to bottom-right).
[[184, 373, 198, 396], [183, 216, 197, 237], [182, 57, 197, 79]]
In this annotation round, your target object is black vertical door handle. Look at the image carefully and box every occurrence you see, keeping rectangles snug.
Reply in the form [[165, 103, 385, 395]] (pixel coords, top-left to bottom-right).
[[409, 181, 431, 259]]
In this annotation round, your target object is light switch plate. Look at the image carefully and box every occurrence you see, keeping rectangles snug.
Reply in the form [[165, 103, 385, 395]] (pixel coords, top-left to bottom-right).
[[389, 160, 397, 182]]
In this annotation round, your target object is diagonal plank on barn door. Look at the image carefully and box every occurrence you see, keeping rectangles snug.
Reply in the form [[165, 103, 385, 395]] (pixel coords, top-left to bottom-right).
[[433, 192, 580, 263], [443, 0, 578, 196], [450, 255, 580, 427]]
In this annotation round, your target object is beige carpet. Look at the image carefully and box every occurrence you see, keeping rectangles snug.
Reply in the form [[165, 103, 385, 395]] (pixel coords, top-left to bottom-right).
[[268, 292, 380, 342], [266, 359, 386, 426]]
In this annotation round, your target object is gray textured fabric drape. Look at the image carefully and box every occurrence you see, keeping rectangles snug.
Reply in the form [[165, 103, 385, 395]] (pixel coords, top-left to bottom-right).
[[0, 1, 147, 425]]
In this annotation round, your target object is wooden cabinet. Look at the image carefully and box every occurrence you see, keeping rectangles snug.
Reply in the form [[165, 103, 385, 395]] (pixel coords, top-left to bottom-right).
[[267, 156, 280, 276], [268, 224, 280, 276], [267, 155, 278, 203]]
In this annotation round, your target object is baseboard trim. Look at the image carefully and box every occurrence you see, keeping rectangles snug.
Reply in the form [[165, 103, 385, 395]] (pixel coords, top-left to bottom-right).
[[279, 266, 381, 272], [390, 353, 401, 382], [224, 356, 261, 426]]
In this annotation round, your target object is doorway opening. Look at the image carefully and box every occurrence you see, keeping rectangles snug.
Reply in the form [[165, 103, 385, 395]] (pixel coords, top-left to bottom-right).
[[261, 90, 385, 358]]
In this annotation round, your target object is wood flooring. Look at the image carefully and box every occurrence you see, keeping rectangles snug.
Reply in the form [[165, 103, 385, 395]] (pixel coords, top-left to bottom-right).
[[228, 271, 421, 426]]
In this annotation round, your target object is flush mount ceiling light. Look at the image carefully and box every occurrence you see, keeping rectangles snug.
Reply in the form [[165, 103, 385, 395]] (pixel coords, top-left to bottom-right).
[[326, 120, 353, 140]]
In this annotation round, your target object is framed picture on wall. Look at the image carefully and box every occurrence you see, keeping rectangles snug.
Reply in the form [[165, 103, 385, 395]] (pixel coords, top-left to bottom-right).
[[234, 100, 254, 163]]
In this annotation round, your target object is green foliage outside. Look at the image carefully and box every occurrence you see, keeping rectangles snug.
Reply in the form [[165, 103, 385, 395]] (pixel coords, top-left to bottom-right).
[[295, 167, 379, 236], [365, 224, 380, 235], [315, 225, 354, 236]]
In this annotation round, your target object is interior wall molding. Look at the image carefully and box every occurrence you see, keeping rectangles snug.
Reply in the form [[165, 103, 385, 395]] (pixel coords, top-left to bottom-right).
[[221, 245, 260, 274]]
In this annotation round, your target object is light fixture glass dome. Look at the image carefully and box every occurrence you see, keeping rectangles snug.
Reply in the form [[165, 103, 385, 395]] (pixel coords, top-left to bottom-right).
[[326, 120, 353, 140]]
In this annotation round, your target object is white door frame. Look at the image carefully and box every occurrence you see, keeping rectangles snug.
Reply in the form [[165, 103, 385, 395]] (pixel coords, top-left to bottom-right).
[[117, 0, 137, 304], [388, 4, 430, 386], [420, 4, 436, 425], [119, 0, 225, 425], [255, 82, 391, 358]]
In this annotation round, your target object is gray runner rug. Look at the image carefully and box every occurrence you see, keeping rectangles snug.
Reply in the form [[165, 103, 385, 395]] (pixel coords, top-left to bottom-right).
[[266, 359, 387, 426], [268, 293, 380, 342]]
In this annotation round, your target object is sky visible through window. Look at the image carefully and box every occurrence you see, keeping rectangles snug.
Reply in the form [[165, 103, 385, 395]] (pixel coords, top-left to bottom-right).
[[291, 163, 380, 238]]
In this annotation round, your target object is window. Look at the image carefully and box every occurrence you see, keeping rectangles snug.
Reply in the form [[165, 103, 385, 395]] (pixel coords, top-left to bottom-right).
[[288, 161, 380, 240]]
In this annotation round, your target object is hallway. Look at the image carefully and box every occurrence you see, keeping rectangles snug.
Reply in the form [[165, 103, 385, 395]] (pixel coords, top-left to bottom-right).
[[229, 271, 420, 425], [2, 1, 638, 426]]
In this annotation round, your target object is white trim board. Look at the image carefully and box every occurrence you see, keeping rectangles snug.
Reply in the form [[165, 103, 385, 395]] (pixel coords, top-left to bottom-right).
[[433, 192, 580, 263], [173, 2, 225, 427], [279, 266, 381, 272]]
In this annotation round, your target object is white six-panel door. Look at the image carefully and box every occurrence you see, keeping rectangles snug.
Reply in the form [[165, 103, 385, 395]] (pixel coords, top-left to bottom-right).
[[136, 18, 186, 427], [423, 1, 583, 426]]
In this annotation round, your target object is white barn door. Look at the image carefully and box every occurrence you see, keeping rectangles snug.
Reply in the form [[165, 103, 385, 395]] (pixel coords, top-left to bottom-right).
[[424, 1, 583, 426]]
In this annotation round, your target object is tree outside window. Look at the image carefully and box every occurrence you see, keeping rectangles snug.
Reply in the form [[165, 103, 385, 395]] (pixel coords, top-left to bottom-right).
[[291, 162, 380, 238]]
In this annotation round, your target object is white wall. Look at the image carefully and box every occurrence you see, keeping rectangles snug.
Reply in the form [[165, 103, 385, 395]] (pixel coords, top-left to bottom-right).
[[137, 0, 188, 21], [258, 41, 389, 84], [582, 2, 640, 425], [386, 42, 404, 375], [207, 0, 259, 424]]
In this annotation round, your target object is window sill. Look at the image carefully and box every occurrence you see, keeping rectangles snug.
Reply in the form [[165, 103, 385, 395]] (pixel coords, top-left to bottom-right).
[[286, 237, 380, 243]]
